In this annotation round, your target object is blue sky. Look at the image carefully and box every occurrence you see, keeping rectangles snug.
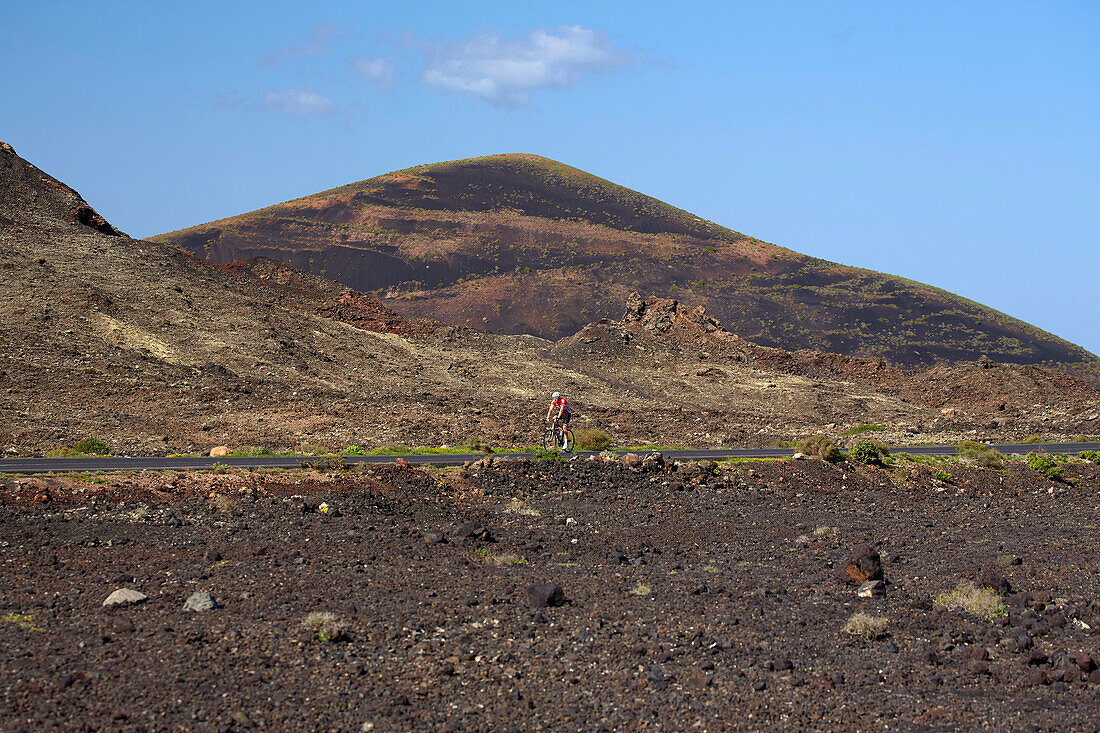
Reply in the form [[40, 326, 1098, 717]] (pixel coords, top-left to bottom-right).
[[3, 1, 1098, 355]]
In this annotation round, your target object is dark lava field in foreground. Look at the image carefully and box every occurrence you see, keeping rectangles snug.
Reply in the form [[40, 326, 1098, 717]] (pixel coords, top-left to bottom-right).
[[3, 455, 1100, 731]]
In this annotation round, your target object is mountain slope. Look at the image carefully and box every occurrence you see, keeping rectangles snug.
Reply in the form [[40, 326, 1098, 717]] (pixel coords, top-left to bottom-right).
[[3, 142, 1098, 455], [153, 153, 1095, 366]]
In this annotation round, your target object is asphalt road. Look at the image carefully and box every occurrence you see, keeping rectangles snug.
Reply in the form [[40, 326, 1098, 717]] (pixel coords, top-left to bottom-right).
[[0, 443, 1097, 474]]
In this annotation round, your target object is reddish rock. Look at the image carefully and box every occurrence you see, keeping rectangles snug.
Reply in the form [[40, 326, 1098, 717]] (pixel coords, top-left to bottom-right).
[[839, 545, 883, 586]]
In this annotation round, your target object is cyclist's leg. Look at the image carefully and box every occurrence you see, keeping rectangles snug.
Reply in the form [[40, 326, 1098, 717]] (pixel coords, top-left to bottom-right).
[[552, 424, 566, 451]]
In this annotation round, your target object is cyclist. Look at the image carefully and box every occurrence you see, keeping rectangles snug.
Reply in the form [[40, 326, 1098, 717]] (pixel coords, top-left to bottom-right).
[[546, 392, 572, 429]]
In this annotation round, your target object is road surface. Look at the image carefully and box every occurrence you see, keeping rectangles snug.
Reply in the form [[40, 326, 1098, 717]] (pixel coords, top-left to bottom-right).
[[0, 443, 1097, 474]]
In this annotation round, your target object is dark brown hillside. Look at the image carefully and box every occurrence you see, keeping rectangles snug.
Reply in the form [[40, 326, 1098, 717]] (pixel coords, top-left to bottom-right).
[[153, 154, 1095, 367], [3, 141, 1098, 456], [0, 140, 121, 236]]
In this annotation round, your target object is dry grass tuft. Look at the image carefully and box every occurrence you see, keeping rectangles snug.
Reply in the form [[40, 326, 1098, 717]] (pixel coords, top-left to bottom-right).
[[486, 552, 526, 567], [933, 581, 1008, 622], [300, 611, 347, 642], [844, 612, 888, 640], [211, 494, 238, 514], [503, 498, 542, 517]]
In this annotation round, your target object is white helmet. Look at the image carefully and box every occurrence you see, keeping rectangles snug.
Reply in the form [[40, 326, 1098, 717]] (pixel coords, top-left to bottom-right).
[[552, 392, 561, 398]]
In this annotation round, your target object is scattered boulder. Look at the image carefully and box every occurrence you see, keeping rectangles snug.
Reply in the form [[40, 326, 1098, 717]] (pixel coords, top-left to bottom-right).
[[647, 666, 673, 690], [209, 446, 230, 457], [103, 588, 147, 608], [183, 591, 219, 612], [230, 711, 255, 729], [1073, 652, 1096, 673], [1026, 650, 1048, 666], [528, 583, 566, 609], [455, 521, 495, 543], [839, 545, 884, 586], [858, 581, 886, 598], [112, 616, 136, 633], [619, 453, 641, 471], [641, 452, 665, 472], [976, 569, 1012, 595], [966, 658, 990, 675]]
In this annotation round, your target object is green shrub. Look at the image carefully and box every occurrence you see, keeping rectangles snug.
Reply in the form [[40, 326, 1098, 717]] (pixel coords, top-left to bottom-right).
[[956, 441, 1005, 469], [464, 436, 494, 454], [526, 446, 563, 461], [840, 424, 886, 436], [933, 470, 952, 482], [849, 439, 889, 466], [1022, 435, 1044, 444], [1077, 450, 1100, 462], [934, 581, 1008, 622], [956, 441, 988, 459], [892, 451, 942, 466], [768, 438, 800, 449], [72, 437, 110, 455], [797, 435, 842, 462], [359, 446, 452, 456], [344, 445, 367, 456], [974, 450, 1007, 469], [299, 456, 347, 472], [1026, 451, 1063, 480], [575, 428, 611, 451]]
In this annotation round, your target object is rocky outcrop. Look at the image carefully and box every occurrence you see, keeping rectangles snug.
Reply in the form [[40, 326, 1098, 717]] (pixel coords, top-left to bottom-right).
[[623, 292, 723, 335]]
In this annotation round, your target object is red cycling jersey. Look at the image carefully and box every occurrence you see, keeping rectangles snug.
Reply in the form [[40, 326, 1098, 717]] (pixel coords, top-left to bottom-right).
[[550, 397, 572, 415]]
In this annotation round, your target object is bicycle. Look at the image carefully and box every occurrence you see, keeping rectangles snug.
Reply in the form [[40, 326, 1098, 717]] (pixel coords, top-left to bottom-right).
[[543, 419, 575, 453]]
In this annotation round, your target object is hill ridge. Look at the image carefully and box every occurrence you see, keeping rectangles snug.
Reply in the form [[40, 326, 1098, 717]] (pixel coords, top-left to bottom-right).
[[151, 154, 1097, 367], [3, 142, 1099, 455]]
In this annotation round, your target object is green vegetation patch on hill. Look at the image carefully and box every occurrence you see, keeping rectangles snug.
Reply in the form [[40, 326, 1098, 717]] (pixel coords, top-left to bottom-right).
[[152, 154, 1097, 366]]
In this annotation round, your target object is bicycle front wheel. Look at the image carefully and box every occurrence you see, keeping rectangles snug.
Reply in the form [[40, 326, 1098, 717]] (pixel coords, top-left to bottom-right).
[[543, 429, 559, 452]]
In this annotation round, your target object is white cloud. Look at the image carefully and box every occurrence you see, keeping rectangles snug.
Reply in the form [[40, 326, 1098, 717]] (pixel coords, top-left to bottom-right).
[[421, 25, 630, 106], [262, 89, 337, 116], [260, 23, 347, 66], [351, 55, 395, 85]]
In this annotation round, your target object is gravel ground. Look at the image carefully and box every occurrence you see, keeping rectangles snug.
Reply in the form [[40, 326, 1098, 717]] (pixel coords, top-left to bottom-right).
[[2, 456, 1100, 731]]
